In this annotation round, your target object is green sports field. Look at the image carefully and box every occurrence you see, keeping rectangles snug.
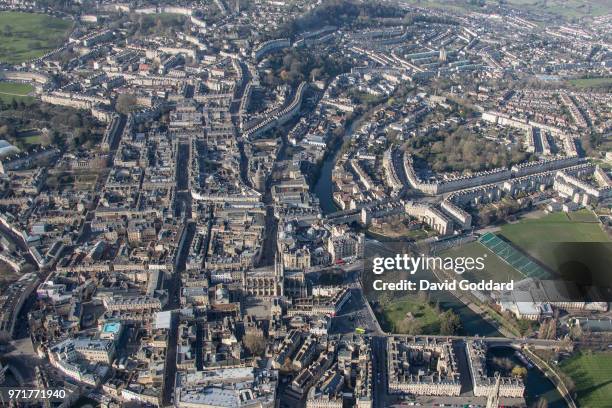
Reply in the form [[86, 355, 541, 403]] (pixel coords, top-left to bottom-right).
[[443, 211, 609, 282], [442, 240, 524, 283], [560, 351, 612, 408], [0, 12, 72, 64], [0, 81, 35, 104], [499, 210, 609, 269]]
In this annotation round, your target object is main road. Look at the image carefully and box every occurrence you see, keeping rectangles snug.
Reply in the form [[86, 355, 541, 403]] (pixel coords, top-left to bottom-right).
[[371, 336, 388, 408], [161, 138, 196, 406]]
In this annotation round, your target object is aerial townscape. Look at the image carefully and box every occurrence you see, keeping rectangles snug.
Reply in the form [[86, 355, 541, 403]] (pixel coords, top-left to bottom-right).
[[0, 0, 611, 407]]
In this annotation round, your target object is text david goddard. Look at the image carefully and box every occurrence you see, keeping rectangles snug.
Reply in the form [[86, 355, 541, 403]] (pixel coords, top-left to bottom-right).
[[372, 279, 514, 291]]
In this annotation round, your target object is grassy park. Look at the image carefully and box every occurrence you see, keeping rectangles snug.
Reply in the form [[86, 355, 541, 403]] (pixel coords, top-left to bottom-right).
[[560, 351, 612, 408], [0, 12, 72, 64], [377, 296, 442, 334], [567, 77, 612, 89], [0, 82, 35, 104]]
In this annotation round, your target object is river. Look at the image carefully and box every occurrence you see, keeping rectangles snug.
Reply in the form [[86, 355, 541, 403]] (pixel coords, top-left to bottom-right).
[[488, 346, 567, 408], [313, 118, 362, 215]]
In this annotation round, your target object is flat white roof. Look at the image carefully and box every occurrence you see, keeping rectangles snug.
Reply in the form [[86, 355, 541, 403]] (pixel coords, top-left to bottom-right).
[[155, 311, 171, 329]]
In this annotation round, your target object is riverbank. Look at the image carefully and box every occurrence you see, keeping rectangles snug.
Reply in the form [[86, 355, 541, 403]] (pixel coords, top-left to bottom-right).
[[525, 348, 577, 408]]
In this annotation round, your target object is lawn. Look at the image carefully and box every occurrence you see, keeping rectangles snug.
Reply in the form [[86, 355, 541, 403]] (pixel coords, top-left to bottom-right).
[[0, 12, 72, 64], [367, 225, 434, 241], [567, 208, 599, 223], [17, 134, 45, 145], [0, 81, 35, 104], [560, 351, 612, 408], [567, 77, 612, 89], [378, 297, 442, 334], [499, 211, 610, 269], [442, 241, 524, 282], [73, 173, 100, 191]]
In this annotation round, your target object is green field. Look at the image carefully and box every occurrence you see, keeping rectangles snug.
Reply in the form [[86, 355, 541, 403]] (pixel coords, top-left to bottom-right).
[[499, 211, 609, 269], [567, 209, 600, 223], [506, 0, 610, 19], [0, 81, 34, 104], [394, 0, 491, 14], [442, 241, 524, 282], [444, 210, 609, 283], [367, 225, 434, 241], [560, 351, 612, 408], [378, 297, 442, 334], [16, 133, 45, 145], [567, 77, 612, 89], [0, 12, 72, 64]]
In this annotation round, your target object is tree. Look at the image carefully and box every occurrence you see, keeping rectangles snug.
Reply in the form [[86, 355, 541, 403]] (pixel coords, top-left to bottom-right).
[[397, 319, 422, 335], [569, 323, 583, 340], [243, 333, 266, 356], [51, 130, 66, 150], [439, 310, 461, 335], [378, 292, 392, 307], [116, 94, 138, 114], [538, 319, 557, 340], [512, 365, 528, 378]]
